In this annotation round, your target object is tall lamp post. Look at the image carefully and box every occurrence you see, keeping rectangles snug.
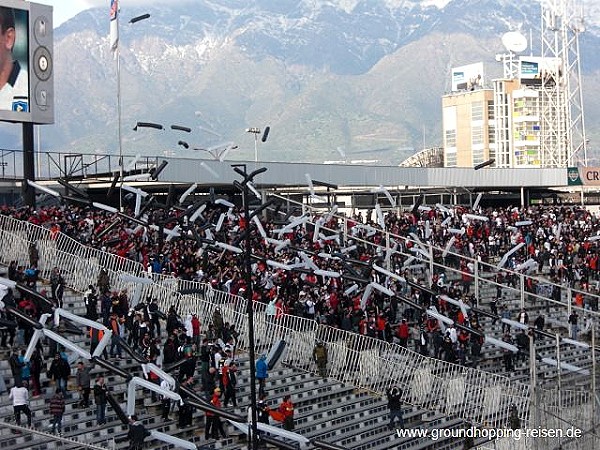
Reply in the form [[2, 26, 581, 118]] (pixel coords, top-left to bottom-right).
[[116, 12, 151, 212], [232, 164, 267, 450], [592, 320, 597, 448], [246, 127, 261, 162], [529, 330, 538, 450]]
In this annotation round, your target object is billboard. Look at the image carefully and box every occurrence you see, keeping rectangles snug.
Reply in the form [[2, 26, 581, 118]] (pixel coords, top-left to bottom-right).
[[451, 62, 484, 92], [567, 167, 600, 186], [0, 0, 53, 124], [519, 56, 561, 85]]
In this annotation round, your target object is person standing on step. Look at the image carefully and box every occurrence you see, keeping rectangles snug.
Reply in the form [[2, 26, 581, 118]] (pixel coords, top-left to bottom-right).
[[501, 305, 511, 334], [255, 354, 268, 397], [396, 319, 410, 348], [49, 267, 65, 309], [386, 386, 404, 429], [49, 389, 65, 435], [312, 341, 328, 378], [97, 268, 110, 298], [128, 415, 151, 450], [108, 312, 122, 359], [278, 395, 295, 431], [9, 381, 32, 428], [198, 337, 211, 379], [76, 361, 91, 408], [222, 361, 238, 408], [509, 404, 521, 430], [205, 387, 227, 440], [28, 242, 39, 269], [490, 296, 498, 324], [93, 376, 107, 425], [83, 285, 98, 321], [178, 376, 194, 428], [29, 348, 43, 398], [257, 394, 270, 424], [160, 377, 172, 420], [212, 307, 224, 340], [191, 313, 201, 347], [202, 367, 218, 399], [502, 332, 515, 372], [569, 310, 580, 340], [48, 353, 70, 397], [18, 350, 30, 387], [8, 349, 24, 388], [100, 290, 112, 327], [148, 297, 162, 337]]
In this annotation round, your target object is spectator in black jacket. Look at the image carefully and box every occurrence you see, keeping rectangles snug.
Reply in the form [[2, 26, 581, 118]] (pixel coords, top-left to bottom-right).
[[8, 349, 24, 388], [128, 415, 151, 450], [386, 386, 404, 429], [47, 353, 70, 396], [83, 285, 98, 320], [49, 267, 65, 308], [515, 330, 529, 362], [166, 307, 181, 336], [94, 376, 108, 425], [162, 335, 178, 366]]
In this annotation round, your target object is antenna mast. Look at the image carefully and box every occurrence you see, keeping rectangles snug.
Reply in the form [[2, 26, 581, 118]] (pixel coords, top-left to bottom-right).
[[540, 0, 588, 167]]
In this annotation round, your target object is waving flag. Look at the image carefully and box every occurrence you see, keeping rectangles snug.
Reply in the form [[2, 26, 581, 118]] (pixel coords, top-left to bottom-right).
[[110, 0, 119, 52], [268, 409, 285, 422]]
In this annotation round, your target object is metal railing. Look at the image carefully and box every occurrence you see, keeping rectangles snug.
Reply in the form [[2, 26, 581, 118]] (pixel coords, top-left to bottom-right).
[[0, 148, 158, 180]]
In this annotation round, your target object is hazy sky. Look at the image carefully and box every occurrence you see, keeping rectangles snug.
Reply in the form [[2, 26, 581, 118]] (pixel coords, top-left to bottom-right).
[[37, 0, 600, 28], [38, 0, 163, 27]]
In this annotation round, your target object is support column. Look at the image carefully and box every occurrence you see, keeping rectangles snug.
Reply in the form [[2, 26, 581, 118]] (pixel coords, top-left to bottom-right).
[[23, 122, 35, 207], [520, 186, 525, 208]]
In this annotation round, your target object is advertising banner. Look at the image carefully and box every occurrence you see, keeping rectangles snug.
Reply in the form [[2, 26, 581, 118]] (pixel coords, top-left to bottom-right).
[[451, 62, 484, 92], [567, 167, 600, 186], [519, 57, 561, 84]]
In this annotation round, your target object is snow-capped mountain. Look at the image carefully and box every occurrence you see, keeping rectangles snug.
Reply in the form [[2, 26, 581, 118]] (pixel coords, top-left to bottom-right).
[[3, 0, 599, 165]]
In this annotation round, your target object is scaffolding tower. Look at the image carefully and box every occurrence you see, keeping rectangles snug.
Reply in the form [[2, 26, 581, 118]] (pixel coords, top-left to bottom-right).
[[540, 0, 588, 167]]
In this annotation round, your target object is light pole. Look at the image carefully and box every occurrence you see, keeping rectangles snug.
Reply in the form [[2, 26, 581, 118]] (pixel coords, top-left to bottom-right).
[[116, 12, 151, 212], [529, 330, 538, 450], [592, 320, 597, 447], [555, 332, 562, 414], [232, 164, 267, 450], [246, 128, 261, 162]]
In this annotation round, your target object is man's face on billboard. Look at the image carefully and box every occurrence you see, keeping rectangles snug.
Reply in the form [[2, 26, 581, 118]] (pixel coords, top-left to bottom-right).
[[0, 17, 15, 69]]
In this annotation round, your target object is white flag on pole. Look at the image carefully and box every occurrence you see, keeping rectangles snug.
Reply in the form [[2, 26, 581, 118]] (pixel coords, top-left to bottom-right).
[[110, 0, 119, 52]]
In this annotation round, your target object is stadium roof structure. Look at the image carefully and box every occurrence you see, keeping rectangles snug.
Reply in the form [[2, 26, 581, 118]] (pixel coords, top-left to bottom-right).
[[139, 157, 567, 190]]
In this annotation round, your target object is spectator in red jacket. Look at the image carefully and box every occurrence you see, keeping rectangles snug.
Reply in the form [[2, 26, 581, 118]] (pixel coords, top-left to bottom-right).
[[278, 394, 295, 431], [397, 319, 409, 348], [191, 314, 201, 346], [205, 387, 227, 440]]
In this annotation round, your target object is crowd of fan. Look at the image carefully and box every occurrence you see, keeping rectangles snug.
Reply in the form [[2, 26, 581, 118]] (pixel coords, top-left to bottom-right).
[[1, 268, 297, 441], [3, 201, 600, 366], [2, 200, 600, 443], [1, 253, 294, 441]]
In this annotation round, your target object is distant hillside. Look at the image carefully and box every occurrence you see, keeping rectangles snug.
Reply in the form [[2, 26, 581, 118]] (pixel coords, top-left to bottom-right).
[[0, 0, 598, 165]]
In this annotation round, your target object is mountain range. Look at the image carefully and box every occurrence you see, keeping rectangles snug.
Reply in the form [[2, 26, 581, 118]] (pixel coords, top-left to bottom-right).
[[2, 0, 599, 166]]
